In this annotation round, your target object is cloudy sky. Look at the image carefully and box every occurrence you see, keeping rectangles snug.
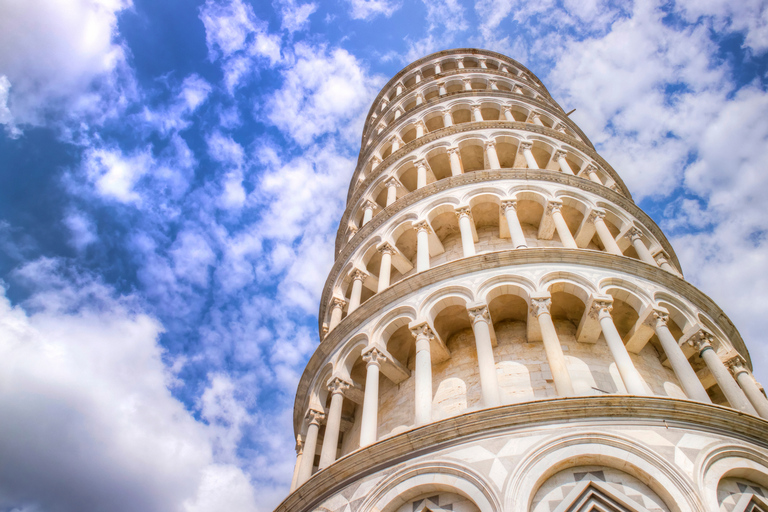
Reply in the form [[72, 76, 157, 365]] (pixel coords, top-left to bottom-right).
[[1, 0, 768, 510]]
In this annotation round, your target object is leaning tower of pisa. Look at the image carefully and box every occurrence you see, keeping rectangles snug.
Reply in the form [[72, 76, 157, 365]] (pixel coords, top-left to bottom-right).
[[274, 49, 768, 512]]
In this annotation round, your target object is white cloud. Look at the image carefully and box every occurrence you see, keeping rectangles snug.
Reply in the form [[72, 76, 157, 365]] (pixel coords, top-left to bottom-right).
[[404, 0, 468, 62], [0, 0, 134, 130], [278, 0, 318, 33], [63, 210, 98, 251], [267, 44, 384, 144], [142, 75, 212, 135], [0, 260, 257, 512], [344, 0, 401, 20], [171, 230, 217, 287], [674, 0, 768, 54], [83, 146, 154, 204]]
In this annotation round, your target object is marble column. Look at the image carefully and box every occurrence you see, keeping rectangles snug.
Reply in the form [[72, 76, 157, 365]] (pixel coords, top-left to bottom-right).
[[377, 243, 395, 292], [442, 109, 452, 127], [591, 299, 648, 395], [520, 141, 538, 169], [489, 79, 499, 90], [478, 57, 487, 69], [529, 112, 544, 126], [651, 311, 710, 402], [689, 332, 756, 414], [371, 155, 382, 170], [410, 323, 435, 425], [415, 71, 421, 84], [502, 106, 515, 122], [362, 200, 376, 226], [471, 106, 482, 123], [553, 150, 574, 175], [550, 202, 578, 248], [467, 305, 501, 407], [485, 141, 501, 169], [347, 269, 368, 314], [464, 79, 473, 91], [584, 164, 603, 184], [416, 159, 428, 189], [318, 377, 349, 469], [655, 253, 678, 274], [390, 136, 400, 153], [415, 221, 431, 272], [395, 83, 403, 95], [626, 228, 658, 266], [384, 177, 400, 207], [434, 62, 441, 74], [501, 200, 527, 249], [415, 120, 425, 138], [727, 357, 768, 419], [296, 409, 325, 486], [438, 82, 447, 96], [591, 210, 623, 256], [415, 92, 423, 106], [448, 147, 463, 176], [456, 58, 464, 69], [455, 207, 476, 257], [360, 347, 385, 446], [530, 297, 575, 396], [289, 436, 303, 491], [328, 297, 347, 331]]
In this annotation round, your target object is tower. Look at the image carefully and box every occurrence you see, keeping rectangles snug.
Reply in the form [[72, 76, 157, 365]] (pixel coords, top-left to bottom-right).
[[275, 49, 768, 512]]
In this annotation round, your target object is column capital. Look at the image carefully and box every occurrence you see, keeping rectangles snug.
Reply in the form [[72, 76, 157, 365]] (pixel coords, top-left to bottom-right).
[[410, 322, 436, 341], [295, 434, 304, 454], [463, 78, 472, 85], [529, 112, 541, 121], [454, 206, 472, 219], [327, 376, 351, 396], [331, 296, 348, 309], [626, 226, 644, 242], [414, 220, 432, 233], [688, 329, 714, 353], [415, 158, 427, 169], [371, 155, 382, 164], [441, 108, 451, 116], [389, 134, 402, 144], [384, 176, 401, 188], [484, 140, 496, 149], [588, 298, 614, 320], [377, 242, 396, 255], [588, 208, 606, 222], [502, 104, 513, 113], [362, 346, 386, 368], [651, 309, 669, 327], [415, 118, 426, 129], [380, 98, 389, 107], [350, 268, 369, 281], [513, 85, 523, 94], [584, 163, 599, 176], [414, 70, 422, 78], [488, 79, 497, 86], [416, 92, 424, 101], [362, 199, 378, 211], [520, 141, 533, 150], [467, 304, 491, 325], [447, 146, 461, 156], [530, 297, 553, 318], [394, 106, 404, 115], [500, 199, 518, 212], [437, 81, 446, 88], [546, 200, 564, 215], [725, 354, 749, 376], [553, 150, 567, 160], [306, 408, 326, 426]]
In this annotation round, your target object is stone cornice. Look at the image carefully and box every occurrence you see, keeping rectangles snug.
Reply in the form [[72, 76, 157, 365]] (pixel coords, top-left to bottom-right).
[[279, 396, 768, 512], [362, 48, 555, 135], [345, 120, 631, 211], [362, 70, 568, 143], [332, 169, 669, 276], [359, 88, 593, 171], [304, 249, 750, 430]]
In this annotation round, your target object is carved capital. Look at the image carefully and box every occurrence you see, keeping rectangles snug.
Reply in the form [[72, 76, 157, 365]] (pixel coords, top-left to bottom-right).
[[306, 408, 326, 426], [546, 201, 563, 215], [295, 434, 304, 454], [652, 309, 669, 327], [463, 78, 472, 85], [500, 199, 518, 212], [589, 299, 614, 320], [501, 105, 512, 113], [688, 330, 714, 353], [530, 297, 552, 318], [529, 112, 541, 121], [447, 146, 461, 156], [362, 199, 378, 211], [327, 376, 351, 396], [362, 347, 386, 368], [384, 176, 401, 188], [467, 305, 490, 325], [725, 354, 748, 376], [588, 209, 606, 222], [415, 70, 422, 78], [520, 141, 533, 150], [371, 155, 382, 164], [484, 141, 496, 149], [350, 268, 369, 282], [414, 220, 432, 234], [331, 296, 348, 309], [455, 206, 472, 220], [556, 124, 568, 133], [415, 159, 427, 169], [553, 150, 567, 160], [377, 242, 396, 255], [441, 108, 451, 116], [626, 227, 643, 242], [410, 322, 436, 342], [513, 85, 523, 94], [584, 164, 599, 175]]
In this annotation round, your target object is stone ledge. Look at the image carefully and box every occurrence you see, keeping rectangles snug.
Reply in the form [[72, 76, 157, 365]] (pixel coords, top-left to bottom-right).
[[277, 396, 768, 512]]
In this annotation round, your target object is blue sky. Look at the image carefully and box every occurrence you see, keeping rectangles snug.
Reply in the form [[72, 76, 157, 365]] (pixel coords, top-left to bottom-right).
[[1, 0, 768, 510]]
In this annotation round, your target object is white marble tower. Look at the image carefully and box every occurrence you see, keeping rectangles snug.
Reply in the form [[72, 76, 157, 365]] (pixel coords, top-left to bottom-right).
[[275, 49, 768, 512]]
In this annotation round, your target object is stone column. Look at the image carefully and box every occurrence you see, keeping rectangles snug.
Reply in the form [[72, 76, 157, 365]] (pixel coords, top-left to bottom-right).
[[553, 150, 574, 175], [442, 109, 452, 127], [520, 141, 538, 169], [390, 136, 400, 153], [464, 79, 473, 91], [501, 200, 527, 249], [289, 436, 303, 491], [471, 106, 482, 123], [655, 253, 677, 274], [328, 297, 347, 331], [296, 409, 325, 486], [347, 269, 368, 314], [455, 207, 476, 257], [416, 92, 423, 106], [727, 357, 768, 419], [377, 243, 395, 292], [626, 228, 658, 266], [434, 63, 441, 74], [416, 159, 428, 189], [394, 108, 402, 120], [457, 58, 464, 69], [530, 297, 575, 396], [380, 98, 388, 112], [415, 120, 425, 138], [550, 203, 578, 249], [415, 71, 421, 84], [347, 226, 357, 242], [377, 123, 386, 134], [529, 112, 544, 126], [371, 155, 382, 170], [584, 164, 603, 184], [438, 82, 446, 96], [415, 221, 431, 272], [485, 141, 501, 169], [689, 332, 756, 414], [410, 323, 435, 425], [318, 378, 349, 469], [513, 84, 523, 94], [395, 83, 403, 95], [384, 177, 399, 207], [360, 347, 385, 446], [652, 311, 710, 402], [362, 200, 376, 226], [448, 147, 463, 176], [591, 299, 648, 395], [467, 305, 501, 407], [502, 106, 515, 122], [591, 210, 623, 256], [478, 57, 487, 69], [489, 79, 499, 91]]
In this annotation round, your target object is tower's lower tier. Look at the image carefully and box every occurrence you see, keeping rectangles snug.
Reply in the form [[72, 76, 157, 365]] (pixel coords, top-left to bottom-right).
[[276, 397, 768, 512]]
